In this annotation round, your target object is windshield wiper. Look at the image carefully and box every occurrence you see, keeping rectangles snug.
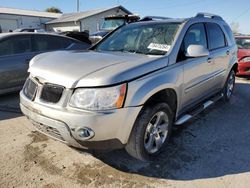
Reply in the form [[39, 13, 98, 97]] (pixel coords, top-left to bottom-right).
[[109, 49, 138, 54], [99, 49, 165, 56], [143, 52, 166, 56]]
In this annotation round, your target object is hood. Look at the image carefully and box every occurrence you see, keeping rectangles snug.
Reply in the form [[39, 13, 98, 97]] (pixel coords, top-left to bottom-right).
[[29, 50, 168, 88], [238, 49, 250, 60]]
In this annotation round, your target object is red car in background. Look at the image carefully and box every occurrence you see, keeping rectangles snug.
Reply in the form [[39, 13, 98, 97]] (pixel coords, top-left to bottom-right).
[[235, 36, 250, 76]]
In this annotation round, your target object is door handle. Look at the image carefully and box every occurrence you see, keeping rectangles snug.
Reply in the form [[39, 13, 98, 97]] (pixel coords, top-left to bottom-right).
[[226, 50, 230, 55], [207, 57, 213, 63]]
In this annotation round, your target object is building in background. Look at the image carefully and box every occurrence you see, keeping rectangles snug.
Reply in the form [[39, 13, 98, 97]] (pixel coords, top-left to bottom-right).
[[46, 6, 131, 34], [0, 7, 61, 32]]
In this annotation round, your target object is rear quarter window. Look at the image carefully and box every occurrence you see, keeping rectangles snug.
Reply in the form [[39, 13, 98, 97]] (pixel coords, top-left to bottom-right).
[[223, 25, 235, 45], [61, 38, 75, 49]]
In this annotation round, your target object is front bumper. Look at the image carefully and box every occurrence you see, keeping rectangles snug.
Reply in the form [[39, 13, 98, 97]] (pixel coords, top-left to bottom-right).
[[20, 90, 142, 150], [237, 62, 250, 75]]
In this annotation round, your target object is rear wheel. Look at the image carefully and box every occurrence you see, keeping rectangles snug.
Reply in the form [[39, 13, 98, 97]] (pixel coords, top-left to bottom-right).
[[125, 103, 173, 161], [223, 69, 235, 101]]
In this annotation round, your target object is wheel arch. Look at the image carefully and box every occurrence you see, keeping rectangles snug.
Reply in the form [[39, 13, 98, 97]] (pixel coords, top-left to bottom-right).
[[231, 62, 238, 73], [143, 88, 178, 118]]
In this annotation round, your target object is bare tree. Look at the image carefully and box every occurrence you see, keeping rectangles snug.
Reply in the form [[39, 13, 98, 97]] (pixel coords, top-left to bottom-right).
[[45, 7, 62, 13], [230, 22, 240, 34]]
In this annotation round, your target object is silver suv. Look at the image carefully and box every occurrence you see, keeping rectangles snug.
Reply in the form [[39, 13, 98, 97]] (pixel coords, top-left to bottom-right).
[[20, 13, 237, 160]]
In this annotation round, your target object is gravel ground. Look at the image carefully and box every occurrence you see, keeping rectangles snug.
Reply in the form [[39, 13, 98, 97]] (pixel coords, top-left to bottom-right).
[[0, 77, 250, 188]]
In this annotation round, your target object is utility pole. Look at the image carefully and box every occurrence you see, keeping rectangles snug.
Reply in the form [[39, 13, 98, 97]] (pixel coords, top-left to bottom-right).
[[77, 0, 80, 12]]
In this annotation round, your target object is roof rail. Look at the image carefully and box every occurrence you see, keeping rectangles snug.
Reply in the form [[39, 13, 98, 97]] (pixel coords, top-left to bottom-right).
[[195, 12, 223, 21], [140, 16, 171, 21]]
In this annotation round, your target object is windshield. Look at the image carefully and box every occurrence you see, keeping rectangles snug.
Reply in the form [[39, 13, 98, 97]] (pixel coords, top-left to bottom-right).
[[236, 38, 250, 49], [101, 19, 125, 30], [96, 22, 180, 56]]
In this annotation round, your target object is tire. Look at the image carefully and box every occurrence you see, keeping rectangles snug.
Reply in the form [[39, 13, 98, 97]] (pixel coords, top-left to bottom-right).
[[222, 69, 236, 101], [125, 102, 173, 161]]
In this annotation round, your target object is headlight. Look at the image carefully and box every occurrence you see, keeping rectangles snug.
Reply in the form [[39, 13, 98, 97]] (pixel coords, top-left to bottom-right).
[[240, 56, 250, 63], [69, 83, 127, 110]]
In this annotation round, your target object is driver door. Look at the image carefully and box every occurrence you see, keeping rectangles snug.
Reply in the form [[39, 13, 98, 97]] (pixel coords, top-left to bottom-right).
[[178, 23, 215, 111]]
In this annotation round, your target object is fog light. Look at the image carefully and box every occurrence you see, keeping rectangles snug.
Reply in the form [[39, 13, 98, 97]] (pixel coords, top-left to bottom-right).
[[76, 127, 94, 140]]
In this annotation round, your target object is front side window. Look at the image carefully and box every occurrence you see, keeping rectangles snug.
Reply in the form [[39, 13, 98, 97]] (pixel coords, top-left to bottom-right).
[[206, 23, 226, 50], [96, 22, 181, 56], [178, 23, 207, 61], [0, 35, 31, 56]]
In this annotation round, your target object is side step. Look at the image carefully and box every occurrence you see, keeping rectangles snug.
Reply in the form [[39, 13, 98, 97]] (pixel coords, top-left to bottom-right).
[[175, 93, 223, 125]]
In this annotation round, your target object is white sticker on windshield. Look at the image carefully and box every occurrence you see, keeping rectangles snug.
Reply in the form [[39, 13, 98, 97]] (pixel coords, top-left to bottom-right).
[[244, 39, 250, 43], [147, 43, 170, 52]]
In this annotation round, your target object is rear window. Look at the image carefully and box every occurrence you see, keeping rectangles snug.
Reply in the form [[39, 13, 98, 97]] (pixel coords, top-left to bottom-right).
[[206, 23, 226, 50], [235, 38, 250, 49]]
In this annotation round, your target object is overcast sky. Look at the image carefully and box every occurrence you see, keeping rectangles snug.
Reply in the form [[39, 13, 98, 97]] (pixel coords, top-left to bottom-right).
[[1, 0, 250, 34]]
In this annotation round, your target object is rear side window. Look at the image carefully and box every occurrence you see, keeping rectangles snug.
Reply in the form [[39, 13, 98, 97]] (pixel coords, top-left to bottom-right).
[[33, 35, 68, 52], [0, 35, 32, 56], [62, 38, 74, 49], [206, 23, 226, 50], [223, 25, 235, 45], [177, 23, 207, 61]]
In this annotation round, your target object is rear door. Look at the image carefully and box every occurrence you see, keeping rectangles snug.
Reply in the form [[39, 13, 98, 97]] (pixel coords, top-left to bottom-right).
[[205, 23, 230, 90], [0, 35, 34, 91], [178, 23, 215, 110]]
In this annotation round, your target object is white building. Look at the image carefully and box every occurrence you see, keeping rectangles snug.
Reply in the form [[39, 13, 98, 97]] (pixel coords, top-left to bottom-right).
[[0, 7, 62, 32], [46, 6, 131, 34]]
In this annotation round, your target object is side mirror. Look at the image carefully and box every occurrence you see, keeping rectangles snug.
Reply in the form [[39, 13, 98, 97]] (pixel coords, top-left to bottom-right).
[[185, 44, 209, 58]]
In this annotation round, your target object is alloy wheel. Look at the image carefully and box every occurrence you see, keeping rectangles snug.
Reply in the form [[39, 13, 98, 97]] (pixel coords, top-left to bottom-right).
[[144, 111, 169, 154], [226, 71, 235, 98]]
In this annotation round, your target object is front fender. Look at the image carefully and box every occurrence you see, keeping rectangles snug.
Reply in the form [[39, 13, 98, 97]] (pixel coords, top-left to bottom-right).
[[125, 64, 183, 112]]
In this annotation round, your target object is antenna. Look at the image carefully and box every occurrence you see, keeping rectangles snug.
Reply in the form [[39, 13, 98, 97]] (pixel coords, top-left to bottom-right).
[[77, 0, 80, 12]]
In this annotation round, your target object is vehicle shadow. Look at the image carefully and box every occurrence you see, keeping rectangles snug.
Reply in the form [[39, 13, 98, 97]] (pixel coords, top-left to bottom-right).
[[90, 81, 250, 180], [0, 93, 22, 121]]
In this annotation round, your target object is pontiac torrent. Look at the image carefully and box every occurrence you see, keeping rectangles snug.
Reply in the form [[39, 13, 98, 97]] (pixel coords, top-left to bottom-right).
[[20, 13, 237, 160]]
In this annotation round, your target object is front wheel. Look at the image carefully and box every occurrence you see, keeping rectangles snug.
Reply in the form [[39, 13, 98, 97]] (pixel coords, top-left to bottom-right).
[[125, 103, 173, 161], [223, 69, 236, 101]]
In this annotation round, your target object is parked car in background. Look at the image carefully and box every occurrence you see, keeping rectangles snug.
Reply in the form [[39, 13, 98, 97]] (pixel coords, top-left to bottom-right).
[[89, 14, 140, 44], [0, 32, 91, 95], [235, 35, 250, 76], [20, 13, 237, 161], [13, 28, 46, 33]]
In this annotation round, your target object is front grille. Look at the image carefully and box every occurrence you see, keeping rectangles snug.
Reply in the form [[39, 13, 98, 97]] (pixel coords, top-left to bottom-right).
[[40, 84, 64, 103], [23, 79, 38, 100], [32, 121, 65, 141]]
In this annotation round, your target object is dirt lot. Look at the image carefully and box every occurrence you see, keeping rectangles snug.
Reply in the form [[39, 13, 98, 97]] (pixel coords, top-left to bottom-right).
[[0, 77, 250, 188]]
